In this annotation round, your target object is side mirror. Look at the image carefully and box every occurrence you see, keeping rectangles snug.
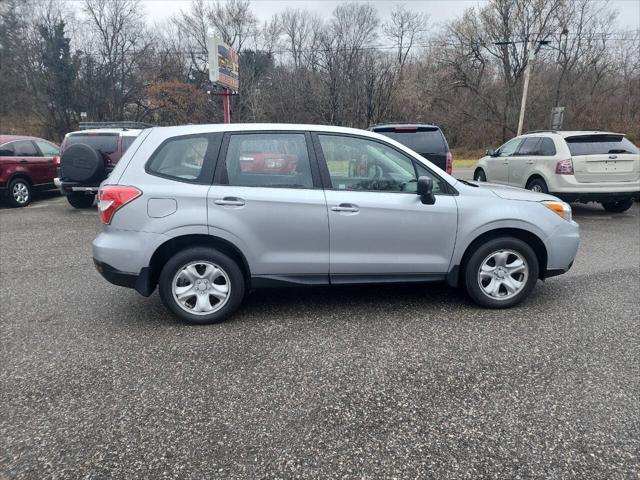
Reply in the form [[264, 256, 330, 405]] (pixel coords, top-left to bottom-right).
[[486, 148, 496, 157], [417, 176, 436, 205]]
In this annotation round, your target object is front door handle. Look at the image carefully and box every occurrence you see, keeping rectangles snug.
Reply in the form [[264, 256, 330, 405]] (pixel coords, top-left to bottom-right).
[[214, 197, 245, 207], [526, 160, 534, 164], [19, 159, 28, 164], [331, 203, 359, 213]]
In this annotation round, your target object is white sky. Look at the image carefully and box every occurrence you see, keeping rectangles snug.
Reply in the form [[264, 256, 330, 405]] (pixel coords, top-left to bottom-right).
[[141, 0, 640, 30]]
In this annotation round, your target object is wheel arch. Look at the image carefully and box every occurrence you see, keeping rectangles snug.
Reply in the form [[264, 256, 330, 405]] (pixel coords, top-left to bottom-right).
[[146, 234, 251, 295], [8, 171, 33, 186], [453, 228, 548, 287], [525, 173, 547, 189]]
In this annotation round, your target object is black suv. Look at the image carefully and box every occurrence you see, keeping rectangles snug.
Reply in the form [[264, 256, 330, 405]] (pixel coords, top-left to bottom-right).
[[368, 123, 452, 174], [57, 122, 152, 208]]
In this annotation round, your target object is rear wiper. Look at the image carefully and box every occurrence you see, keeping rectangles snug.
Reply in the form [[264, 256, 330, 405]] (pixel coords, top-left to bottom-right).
[[608, 149, 632, 154], [455, 178, 478, 187]]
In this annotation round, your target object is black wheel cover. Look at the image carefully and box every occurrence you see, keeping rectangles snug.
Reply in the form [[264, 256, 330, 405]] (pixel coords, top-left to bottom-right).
[[60, 143, 104, 183]]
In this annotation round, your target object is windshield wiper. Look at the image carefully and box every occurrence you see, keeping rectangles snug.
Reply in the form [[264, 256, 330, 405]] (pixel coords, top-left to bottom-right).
[[455, 178, 478, 187]]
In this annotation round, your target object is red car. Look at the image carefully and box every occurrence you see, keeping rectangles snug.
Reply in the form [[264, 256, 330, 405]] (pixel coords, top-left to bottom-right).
[[0, 135, 60, 207]]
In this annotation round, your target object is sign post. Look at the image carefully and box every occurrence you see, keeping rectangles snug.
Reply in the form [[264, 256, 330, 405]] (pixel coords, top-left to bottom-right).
[[207, 37, 239, 124]]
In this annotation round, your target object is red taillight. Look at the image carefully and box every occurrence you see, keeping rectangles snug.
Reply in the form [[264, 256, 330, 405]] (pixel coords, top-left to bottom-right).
[[53, 155, 61, 166], [555, 158, 574, 175], [97, 185, 142, 224], [446, 151, 453, 175]]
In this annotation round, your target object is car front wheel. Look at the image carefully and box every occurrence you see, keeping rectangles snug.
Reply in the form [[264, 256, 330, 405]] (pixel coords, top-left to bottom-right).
[[8, 178, 32, 207], [601, 199, 633, 213], [158, 247, 246, 324], [464, 237, 539, 309]]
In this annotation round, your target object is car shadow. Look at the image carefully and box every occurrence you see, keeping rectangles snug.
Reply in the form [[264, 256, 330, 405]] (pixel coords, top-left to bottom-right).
[[570, 201, 637, 218], [0, 189, 61, 210]]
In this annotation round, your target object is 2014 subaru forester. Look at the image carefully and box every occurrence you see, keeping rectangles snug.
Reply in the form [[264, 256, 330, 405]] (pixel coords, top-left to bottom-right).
[[92, 124, 580, 324]]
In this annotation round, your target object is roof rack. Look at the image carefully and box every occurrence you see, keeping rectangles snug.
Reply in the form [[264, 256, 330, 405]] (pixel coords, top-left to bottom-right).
[[78, 121, 155, 131], [524, 129, 559, 134]]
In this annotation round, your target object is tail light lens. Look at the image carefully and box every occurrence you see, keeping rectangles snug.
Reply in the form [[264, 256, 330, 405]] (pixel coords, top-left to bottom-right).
[[97, 185, 142, 224], [446, 151, 453, 175], [53, 155, 61, 166], [555, 158, 574, 175]]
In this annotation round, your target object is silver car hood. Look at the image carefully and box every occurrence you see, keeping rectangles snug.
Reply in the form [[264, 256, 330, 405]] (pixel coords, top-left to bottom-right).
[[474, 182, 559, 202]]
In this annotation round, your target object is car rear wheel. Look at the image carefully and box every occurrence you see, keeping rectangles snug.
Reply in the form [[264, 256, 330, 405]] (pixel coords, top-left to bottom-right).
[[8, 178, 32, 207], [67, 192, 95, 209], [158, 247, 246, 325], [464, 237, 539, 309], [526, 177, 548, 194], [601, 199, 633, 213], [474, 169, 486, 182]]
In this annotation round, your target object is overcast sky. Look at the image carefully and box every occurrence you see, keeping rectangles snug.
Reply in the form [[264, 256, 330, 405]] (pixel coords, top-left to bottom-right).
[[141, 0, 640, 29]]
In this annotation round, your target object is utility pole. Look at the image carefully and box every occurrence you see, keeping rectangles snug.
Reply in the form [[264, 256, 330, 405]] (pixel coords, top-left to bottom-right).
[[516, 47, 535, 136], [495, 39, 549, 136]]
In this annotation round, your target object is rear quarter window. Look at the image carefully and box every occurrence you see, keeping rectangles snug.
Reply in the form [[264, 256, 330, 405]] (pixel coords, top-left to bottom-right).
[[146, 133, 221, 184], [565, 135, 639, 156]]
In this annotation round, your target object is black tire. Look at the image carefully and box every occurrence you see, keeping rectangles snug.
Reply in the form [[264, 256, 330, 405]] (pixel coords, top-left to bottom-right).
[[158, 247, 246, 325], [464, 237, 539, 309], [601, 198, 633, 213], [66, 192, 95, 209], [474, 169, 486, 182], [525, 177, 548, 194], [60, 143, 104, 183], [7, 177, 32, 207]]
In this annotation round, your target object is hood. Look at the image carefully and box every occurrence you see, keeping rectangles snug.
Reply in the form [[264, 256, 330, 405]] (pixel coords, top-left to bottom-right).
[[475, 182, 560, 202]]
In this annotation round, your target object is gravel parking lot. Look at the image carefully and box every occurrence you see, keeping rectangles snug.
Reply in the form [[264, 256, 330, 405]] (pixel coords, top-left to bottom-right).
[[1, 194, 638, 479]]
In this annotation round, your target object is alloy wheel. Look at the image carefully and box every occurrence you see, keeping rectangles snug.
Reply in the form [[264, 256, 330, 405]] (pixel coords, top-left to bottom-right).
[[477, 249, 529, 300], [171, 261, 231, 315], [12, 182, 29, 204]]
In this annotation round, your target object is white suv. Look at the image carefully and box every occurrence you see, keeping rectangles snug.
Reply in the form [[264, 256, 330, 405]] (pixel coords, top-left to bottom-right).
[[474, 131, 640, 213]]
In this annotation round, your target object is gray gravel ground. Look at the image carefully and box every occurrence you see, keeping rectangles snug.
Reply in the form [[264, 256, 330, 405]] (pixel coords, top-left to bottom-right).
[[1, 193, 639, 479]]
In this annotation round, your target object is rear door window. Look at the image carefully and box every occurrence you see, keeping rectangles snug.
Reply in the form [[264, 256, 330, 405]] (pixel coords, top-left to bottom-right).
[[65, 134, 118, 154], [516, 138, 541, 156], [565, 135, 639, 155], [373, 127, 447, 153], [220, 133, 314, 188], [13, 140, 41, 157]]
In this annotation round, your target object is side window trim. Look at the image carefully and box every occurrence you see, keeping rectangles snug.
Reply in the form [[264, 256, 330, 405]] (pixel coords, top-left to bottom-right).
[[310, 132, 456, 195], [213, 131, 322, 189], [144, 132, 222, 185]]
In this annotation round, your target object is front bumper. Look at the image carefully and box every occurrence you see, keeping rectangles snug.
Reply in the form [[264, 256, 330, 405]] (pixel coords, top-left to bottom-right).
[[544, 219, 580, 274]]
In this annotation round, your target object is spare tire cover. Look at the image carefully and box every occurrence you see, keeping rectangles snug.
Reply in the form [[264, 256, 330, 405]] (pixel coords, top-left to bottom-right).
[[60, 143, 104, 183]]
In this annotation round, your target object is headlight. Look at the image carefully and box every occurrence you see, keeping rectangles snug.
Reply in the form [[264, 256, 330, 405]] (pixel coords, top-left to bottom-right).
[[542, 200, 572, 222]]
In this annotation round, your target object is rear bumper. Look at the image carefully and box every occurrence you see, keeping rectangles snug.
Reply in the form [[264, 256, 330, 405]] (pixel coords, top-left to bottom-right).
[[551, 191, 639, 203], [93, 259, 154, 296], [57, 178, 100, 195]]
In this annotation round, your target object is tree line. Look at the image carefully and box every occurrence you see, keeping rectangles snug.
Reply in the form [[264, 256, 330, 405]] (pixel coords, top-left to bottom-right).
[[1, 0, 638, 150]]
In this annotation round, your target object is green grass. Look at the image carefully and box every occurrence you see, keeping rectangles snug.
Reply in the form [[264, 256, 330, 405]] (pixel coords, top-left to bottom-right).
[[452, 158, 478, 169]]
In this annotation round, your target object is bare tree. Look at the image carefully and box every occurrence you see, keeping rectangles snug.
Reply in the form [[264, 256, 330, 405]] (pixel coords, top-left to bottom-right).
[[383, 4, 429, 73]]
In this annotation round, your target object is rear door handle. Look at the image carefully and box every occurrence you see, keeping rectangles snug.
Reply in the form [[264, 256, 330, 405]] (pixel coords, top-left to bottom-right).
[[526, 160, 534, 164], [214, 197, 245, 207], [19, 159, 28, 164], [331, 203, 359, 213]]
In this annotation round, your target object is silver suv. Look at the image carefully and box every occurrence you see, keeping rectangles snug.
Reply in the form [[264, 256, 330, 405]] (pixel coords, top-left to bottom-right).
[[93, 124, 580, 324]]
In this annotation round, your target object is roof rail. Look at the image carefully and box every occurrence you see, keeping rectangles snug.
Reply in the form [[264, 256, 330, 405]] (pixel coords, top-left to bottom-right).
[[78, 121, 155, 131], [524, 129, 558, 134]]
